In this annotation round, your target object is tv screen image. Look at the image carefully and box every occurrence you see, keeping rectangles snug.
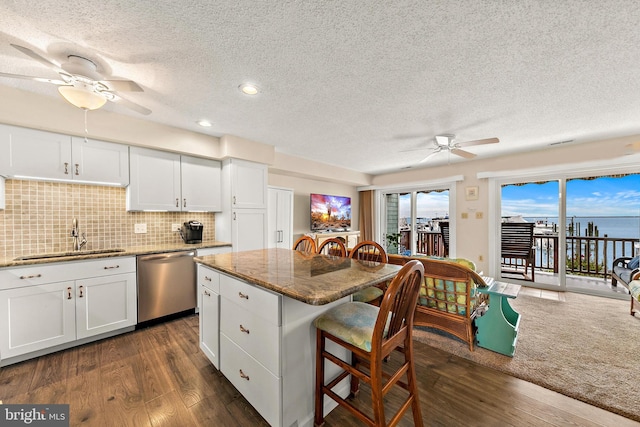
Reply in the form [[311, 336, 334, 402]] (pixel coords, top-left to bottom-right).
[[310, 193, 351, 232]]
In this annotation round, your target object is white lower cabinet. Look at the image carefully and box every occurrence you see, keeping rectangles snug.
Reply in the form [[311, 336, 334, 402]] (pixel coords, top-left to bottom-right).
[[198, 265, 220, 369], [0, 257, 137, 363], [198, 270, 350, 427]]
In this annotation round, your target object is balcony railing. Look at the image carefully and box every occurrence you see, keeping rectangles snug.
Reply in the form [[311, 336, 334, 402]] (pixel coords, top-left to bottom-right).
[[400, 230, 638, 280]]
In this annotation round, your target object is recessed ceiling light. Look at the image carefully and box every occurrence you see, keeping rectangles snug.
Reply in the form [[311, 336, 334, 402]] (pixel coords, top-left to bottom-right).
[[239, 83, 259, 95], [197, 120, 212, 127]]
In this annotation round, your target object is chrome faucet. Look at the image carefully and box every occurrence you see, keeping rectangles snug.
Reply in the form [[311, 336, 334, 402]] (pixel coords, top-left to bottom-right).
[[71, 218, 88, 251]]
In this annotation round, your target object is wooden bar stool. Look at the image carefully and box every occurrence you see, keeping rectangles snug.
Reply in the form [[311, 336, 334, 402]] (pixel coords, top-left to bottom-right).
[[317, 237, 347, 257], [293, 235, 317, 253], [313, 260, 424, 427], [350, 241, 388, 305]]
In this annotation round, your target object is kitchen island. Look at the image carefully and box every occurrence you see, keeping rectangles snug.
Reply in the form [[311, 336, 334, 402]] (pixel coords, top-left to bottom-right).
[[195, 248, 401, 427]]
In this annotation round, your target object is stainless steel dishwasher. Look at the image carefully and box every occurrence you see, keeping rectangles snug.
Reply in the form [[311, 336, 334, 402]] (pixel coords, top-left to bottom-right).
[[137, 250, 196, 323]]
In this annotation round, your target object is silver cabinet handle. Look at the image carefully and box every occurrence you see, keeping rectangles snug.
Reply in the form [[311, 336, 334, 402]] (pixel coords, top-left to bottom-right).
[[176, 198, 179, 208], [67, 287, 72, 300], [233, 196, 237, 205], [183, 198, 187, 208], [239, 325, 250, 334], [78, 285, 84, 298], [20, 273, 42, 279], [204, 290, 211, 297], [75, 163, 79, 175], [64, 162, 69, 174], [103, 265, 120, 270], [233, 212, 237, 221], [204, 276, 212, 282], [238, 292, 249, 300], [239, 369, 250, 381]]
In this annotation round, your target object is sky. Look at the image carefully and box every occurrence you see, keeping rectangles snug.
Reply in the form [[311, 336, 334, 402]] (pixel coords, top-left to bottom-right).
[[398, 190, 449, 219], [501, 174, 640, 217]]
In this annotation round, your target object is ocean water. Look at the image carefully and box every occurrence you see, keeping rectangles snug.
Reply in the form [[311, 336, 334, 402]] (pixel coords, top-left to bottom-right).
[[524, 216, 640, 239]]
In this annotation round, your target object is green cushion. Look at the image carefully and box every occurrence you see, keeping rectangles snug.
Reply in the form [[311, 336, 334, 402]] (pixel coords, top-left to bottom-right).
[[313, 302, 379, 352], [352, 286, 384, 303], [630, 280, 640, 302]]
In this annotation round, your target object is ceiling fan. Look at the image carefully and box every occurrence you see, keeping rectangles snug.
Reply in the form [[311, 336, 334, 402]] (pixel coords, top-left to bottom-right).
[[406, 134, 500, 163], [0, 44, 151, 115]]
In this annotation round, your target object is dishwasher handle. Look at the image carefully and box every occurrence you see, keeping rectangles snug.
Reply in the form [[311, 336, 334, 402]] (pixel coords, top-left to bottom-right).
[[138, 251, 195, 262]]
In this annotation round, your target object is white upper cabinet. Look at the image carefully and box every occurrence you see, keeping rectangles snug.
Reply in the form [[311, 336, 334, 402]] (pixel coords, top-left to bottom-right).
[[71, 137, 129, 185], [0, 124, 129, 186], [127, 146, 221, 212], [181, 155, 222, 212], [230, 159, 268, 209], [0, 124, 71, 179]]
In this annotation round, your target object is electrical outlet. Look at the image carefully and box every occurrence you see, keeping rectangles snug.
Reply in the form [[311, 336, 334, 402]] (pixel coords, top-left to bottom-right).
[[172, 223, 181, 232], [134, 223, 147, 234], [475, 211, 483, 219], [461, 212, 469, 219]]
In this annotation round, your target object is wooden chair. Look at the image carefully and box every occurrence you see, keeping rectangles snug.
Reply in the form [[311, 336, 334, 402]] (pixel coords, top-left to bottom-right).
[[501, 222, 535, 281], [440, 221, 450, 257], [313, 260, 424, 427], [350, 241, 388, 305], [293, 235, 317, 254], [317, 237, 347, 257]]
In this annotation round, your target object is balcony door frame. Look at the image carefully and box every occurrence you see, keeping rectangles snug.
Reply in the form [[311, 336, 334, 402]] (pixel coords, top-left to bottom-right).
[[483, 159, 639, 291]]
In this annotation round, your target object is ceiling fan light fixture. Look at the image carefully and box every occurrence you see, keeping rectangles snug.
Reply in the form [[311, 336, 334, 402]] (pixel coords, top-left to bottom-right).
[[58, 83, 106, 110]]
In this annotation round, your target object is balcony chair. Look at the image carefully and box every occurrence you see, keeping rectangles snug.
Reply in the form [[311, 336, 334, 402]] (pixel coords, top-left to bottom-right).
[[317, 237, 347, 257], [500, 222, 535, 281], [313, 260, 424, 427], [440, 221, 450, 257], [293, 235, 317, 254], [350, 241, 388, 305]]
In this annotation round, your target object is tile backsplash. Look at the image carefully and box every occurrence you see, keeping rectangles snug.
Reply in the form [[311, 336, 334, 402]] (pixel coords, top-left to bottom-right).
[[0, 180, 216, 259]]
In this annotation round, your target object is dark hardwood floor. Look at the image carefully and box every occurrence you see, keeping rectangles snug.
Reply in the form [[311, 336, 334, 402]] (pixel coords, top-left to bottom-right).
[[0, 314, 637, 427]]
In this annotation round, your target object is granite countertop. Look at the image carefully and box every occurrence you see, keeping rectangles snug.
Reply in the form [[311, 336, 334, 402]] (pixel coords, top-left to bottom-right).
[[195, 248, 402, 305], [0, 241, 232, 268]]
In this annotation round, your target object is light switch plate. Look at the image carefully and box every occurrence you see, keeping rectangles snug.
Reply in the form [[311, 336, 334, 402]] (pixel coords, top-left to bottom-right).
[[134, 223, 147, 233], [171, 223, 181, 232]]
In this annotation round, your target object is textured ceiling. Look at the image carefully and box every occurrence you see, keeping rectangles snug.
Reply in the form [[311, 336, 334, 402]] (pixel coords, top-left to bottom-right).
[[0, 1, 639, 175]]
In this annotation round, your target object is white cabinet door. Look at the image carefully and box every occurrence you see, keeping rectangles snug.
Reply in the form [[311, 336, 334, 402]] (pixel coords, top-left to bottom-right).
[[71, 137, 129, 185], [268, 187, 293, 249], [200, 281, 220, 369], [232, 209, 268, 252], [181, 155, 221, 212], [0, 124, 71, 179], [230, 159, 267, 209], [128, 146, 181, 211], [0, 281, 76, 359], [75, 272, 137, 340]]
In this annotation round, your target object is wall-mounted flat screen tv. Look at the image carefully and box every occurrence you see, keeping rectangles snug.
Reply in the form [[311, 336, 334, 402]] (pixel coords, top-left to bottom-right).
[[310, 193, 351, 232]]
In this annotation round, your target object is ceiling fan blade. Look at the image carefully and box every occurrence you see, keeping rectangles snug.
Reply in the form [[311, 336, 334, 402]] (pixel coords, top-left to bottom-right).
[[11, 44, 65, 74], [112, 94, 151, 115], [419, 149, 441, 163], [457, 137, 499, 147], [101, 79, 143, 92], [400, 147, 429, 153], [450, 148, 477, 159], [0, 71, 66, 85]]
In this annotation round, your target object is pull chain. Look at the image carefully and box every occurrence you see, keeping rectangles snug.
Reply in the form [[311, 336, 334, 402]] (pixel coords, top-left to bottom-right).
[[83, 108, 89, 143]]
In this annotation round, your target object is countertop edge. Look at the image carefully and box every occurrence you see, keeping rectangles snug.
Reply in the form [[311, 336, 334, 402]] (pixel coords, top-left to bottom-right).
[[1, 241, 232, 268]]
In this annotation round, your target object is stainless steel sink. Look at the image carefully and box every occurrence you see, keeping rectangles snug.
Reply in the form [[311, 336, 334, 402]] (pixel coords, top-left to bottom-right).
[[14, 248, 126, 261]]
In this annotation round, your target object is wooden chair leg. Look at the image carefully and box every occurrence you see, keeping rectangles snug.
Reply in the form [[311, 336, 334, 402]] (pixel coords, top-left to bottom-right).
[[314, 330, 326, 427], [405, 340, 423, 426]]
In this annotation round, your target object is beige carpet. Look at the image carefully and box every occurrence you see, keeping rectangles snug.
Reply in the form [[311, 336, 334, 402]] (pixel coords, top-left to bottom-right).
[[412, 292, 640, 422]]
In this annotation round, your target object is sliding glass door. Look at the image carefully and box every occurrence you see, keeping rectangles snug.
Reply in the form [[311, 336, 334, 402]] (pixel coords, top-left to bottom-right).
[[497, 173, 640, 297], [383, 188, 450, 256]]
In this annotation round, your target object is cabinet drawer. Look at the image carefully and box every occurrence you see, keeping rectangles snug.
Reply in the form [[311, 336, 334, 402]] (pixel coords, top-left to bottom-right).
[[197, 265, 220, 293], [0, 257, 136, 291], [220, 274, 281, 325], [221, 298, 280, 376], [220, 334, 281, 427]]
